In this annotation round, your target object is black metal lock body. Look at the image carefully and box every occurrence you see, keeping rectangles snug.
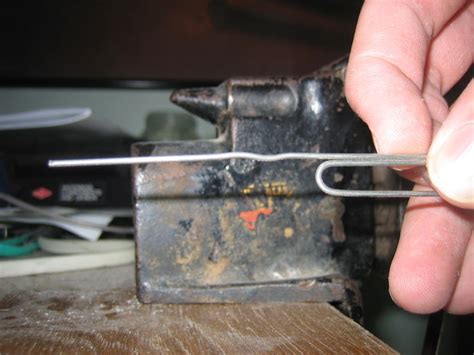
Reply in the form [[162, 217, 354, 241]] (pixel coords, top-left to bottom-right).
[[133, 58, 374, 320]]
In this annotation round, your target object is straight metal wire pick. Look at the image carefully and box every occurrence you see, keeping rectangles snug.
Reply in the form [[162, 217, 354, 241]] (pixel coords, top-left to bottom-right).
[[48, 152, 438, 198]]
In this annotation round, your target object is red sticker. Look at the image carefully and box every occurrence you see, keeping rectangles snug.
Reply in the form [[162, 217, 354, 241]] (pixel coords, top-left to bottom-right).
[[32, 187, 53, 200]]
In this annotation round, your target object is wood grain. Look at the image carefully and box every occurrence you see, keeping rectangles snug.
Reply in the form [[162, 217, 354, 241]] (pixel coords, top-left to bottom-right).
[[0, 265, 396, 354]]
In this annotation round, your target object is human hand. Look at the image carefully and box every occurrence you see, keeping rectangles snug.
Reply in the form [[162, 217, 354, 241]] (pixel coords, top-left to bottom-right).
[[345, 0, 473, 314]]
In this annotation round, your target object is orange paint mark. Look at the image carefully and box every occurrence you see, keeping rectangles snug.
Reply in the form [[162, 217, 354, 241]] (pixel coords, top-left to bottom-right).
[[239, 208, 273, 231]]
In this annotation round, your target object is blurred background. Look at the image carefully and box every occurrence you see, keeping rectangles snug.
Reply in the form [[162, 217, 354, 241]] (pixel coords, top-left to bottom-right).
[[1, 0, 361, 82]]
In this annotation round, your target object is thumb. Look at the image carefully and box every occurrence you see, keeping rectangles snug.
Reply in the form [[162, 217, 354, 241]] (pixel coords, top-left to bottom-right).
[[427, 81, 474, 209]]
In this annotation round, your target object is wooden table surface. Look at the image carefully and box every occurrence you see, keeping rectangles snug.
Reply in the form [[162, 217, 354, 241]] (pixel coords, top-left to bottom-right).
[[0, 265, 396, 354]]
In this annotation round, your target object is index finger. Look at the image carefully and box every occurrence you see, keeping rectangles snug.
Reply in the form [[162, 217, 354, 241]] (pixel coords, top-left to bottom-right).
[[345, 0, 469, 154]]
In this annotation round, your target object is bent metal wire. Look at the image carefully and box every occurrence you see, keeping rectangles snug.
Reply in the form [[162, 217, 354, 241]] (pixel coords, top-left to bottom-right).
[[49, 153, 438, 198]]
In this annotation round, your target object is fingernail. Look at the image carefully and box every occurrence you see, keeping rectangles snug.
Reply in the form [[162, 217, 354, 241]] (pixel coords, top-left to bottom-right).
[[372, 134, 381, 153], [428, 122, 474, 207]]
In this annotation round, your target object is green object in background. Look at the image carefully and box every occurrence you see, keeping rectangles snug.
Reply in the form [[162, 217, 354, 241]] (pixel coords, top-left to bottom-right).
[[142, 112, 215, 141], [0, 234, 39, 257]]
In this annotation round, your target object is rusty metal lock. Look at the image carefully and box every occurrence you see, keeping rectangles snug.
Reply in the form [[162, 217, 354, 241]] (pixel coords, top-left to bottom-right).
[[133, 58, 374, 322]]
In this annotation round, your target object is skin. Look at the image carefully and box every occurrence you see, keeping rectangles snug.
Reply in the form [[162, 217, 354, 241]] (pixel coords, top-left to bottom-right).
[[346, 0, 473, 314]]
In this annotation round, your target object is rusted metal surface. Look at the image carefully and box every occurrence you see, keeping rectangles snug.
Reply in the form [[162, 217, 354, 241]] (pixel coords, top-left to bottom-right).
[[133, 57, 374, 321]]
